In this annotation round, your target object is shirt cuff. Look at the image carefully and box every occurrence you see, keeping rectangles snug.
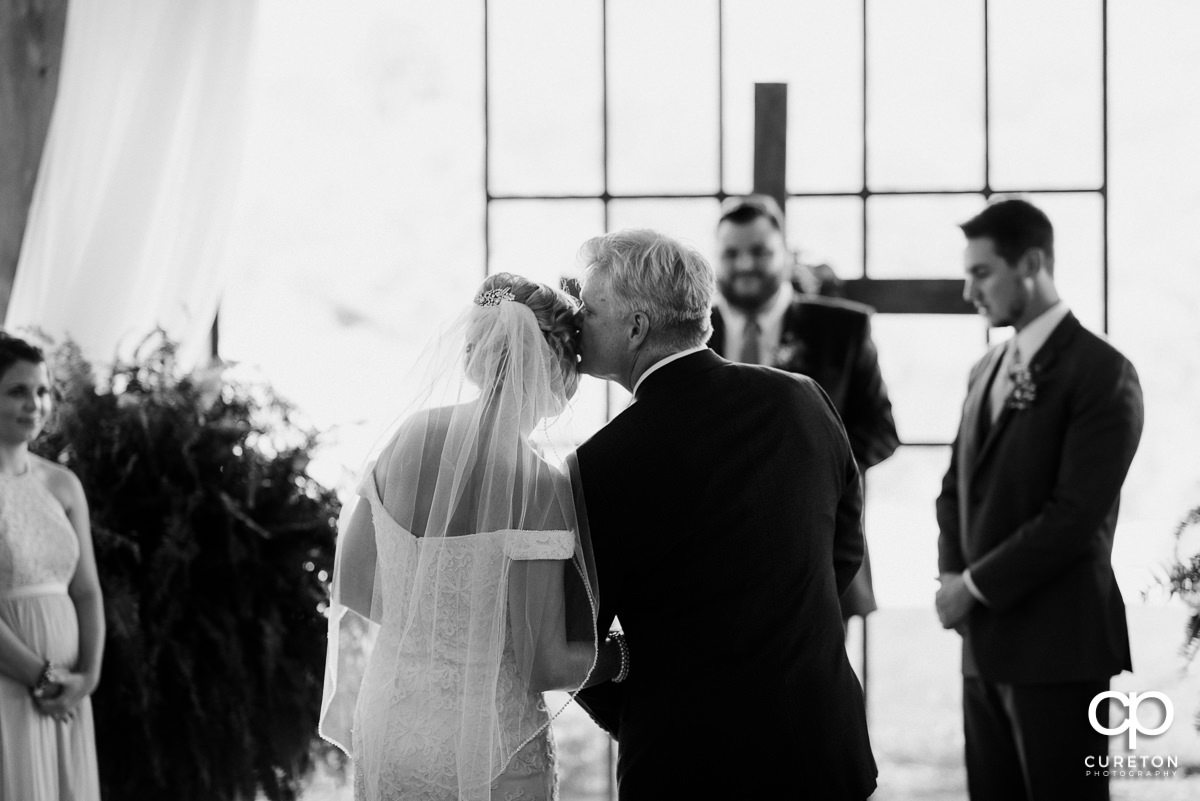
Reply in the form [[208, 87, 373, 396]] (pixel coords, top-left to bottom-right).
[[962, 569, 990, 606]]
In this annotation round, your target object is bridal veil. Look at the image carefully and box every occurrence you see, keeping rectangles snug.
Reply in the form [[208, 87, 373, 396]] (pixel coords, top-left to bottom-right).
[[318, 277, 598, 799]]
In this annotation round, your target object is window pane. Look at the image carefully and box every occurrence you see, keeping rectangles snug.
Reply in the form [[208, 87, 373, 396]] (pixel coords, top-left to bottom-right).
[[546, 695, 612, 799], [489, 199, 604, 287], [872, 314, 985, 445], [606, 383, 634, 424], [989, 0, 1103, 190], [786, 196, 864, 280], [539, 375, 610, 450], [607, 198, 722, 263], [224, 0, 487, 490], [723, 0, 863, 194], [609, 0, 719, 193], [488, 0, 603, 194], [489, 200, 608, 438], [863, 445, 954, 607], [867, 194, 985, 278], [1108, 0, 1200, 590], [1026, 192, 1105, 332], [867, 0, 985, 190]]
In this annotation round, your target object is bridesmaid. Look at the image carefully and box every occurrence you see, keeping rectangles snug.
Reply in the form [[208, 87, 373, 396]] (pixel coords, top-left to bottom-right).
[[0, 332, 103, 801]]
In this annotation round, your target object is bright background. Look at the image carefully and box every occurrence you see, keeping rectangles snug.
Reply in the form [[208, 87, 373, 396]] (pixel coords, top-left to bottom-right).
[[215, 1, 1200, 797], [222, 0, 1200, 610]]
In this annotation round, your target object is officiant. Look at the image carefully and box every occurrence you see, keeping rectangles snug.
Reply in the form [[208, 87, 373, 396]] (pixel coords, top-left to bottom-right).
[[708, 194, 900, 626]]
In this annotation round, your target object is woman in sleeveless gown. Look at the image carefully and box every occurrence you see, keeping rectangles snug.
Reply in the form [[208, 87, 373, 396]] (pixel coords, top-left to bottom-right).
[[0, 333, 104, 801], [320, 275, 627, 801]]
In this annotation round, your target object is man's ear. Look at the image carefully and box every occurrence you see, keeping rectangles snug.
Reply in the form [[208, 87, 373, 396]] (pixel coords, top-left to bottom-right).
[[1020, 247, 1048, 276], [627, 311, 652, 350]]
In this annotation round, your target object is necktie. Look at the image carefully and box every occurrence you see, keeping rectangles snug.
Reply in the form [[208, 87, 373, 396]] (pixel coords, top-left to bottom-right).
[[989, 340, 1021, 422], [740, 317, 761, 364]]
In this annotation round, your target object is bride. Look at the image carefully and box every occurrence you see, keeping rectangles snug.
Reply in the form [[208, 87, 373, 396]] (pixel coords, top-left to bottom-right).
[[319, 273, 627, 801]]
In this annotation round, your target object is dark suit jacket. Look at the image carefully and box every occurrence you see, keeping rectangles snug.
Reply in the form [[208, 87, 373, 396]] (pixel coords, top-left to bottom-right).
[[711, 296, 899, 617], [574, 350, 877, 800], [711, 296, 899, 470], [936, 313, 1143, 684]]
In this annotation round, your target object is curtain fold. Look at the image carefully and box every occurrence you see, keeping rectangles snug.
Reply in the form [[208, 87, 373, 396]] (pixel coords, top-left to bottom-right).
[[8, 0, 258, 365]]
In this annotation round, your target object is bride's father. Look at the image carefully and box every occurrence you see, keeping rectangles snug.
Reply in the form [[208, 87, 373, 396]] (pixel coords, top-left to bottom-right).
[[572, 229, 877, 800]]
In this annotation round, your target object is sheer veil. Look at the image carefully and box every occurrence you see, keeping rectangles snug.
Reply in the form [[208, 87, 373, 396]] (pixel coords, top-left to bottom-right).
[[319, 278, 598, 799]]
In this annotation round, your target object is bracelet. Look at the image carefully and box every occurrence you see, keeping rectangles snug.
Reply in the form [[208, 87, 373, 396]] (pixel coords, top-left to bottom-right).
[[608, 631, 630, 684], [31, 660, 59, 699]]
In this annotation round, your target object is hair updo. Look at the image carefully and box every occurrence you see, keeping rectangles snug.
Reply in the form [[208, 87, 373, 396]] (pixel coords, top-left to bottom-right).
[[469, 273, 581, 401], [0, 331, 46, 381]]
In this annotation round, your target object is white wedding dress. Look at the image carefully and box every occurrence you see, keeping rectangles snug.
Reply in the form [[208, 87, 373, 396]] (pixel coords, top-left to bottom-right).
[[320, 279, 597, 801], [349, 473, 573, 801]]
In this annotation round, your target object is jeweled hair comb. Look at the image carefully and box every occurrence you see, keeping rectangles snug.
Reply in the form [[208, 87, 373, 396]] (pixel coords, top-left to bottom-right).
[[474, 287, 516, 307]]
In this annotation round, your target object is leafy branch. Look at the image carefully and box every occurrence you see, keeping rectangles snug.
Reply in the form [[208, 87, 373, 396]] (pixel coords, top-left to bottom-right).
[[34, 331, 340, 801]]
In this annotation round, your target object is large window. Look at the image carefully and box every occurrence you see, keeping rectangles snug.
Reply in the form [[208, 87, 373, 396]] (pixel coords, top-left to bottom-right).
[[485, 4, 1108, 796], [484, 0, 1108, 601], [210, 2, 1198, 798]]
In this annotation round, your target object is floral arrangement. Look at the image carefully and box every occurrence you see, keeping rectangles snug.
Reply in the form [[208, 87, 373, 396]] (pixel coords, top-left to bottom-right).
[[1163, 506, 1200, 659], [771, 334, 807, 371], [1005, 363, 1038, 411], [1151, 504, 1200, 733], [33, 332, 340, 801]]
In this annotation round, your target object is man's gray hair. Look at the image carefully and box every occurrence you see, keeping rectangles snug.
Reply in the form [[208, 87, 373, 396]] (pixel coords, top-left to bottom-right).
[[580, 229, 715, 349]]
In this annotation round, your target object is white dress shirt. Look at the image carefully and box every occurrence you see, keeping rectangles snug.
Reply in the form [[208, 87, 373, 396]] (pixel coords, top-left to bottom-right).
[[632, 346, 709, 397], [1010, 300, 1070, 366], [714, 281, 795, 365]]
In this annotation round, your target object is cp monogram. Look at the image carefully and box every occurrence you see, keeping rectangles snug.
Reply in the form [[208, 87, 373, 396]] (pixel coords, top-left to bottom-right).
[[1088, 691, 1174, 749]]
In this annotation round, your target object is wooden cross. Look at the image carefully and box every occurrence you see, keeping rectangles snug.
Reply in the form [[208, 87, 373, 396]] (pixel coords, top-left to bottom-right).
[[749, 82, 983, 710], [752, 83, 973, 315]]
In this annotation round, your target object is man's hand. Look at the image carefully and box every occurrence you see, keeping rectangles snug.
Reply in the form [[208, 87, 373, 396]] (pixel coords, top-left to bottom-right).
[[935, 572, 977, 630]]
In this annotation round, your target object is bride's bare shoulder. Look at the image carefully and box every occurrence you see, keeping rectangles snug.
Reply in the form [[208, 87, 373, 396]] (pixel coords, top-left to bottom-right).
[[372, 404, 463, 479], [384, 405, 460, 449]]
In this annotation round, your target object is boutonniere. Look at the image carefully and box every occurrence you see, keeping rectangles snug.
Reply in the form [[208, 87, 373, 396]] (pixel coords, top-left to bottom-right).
[[772, 336, 807, 369], [1006, 364, 1037, 411]]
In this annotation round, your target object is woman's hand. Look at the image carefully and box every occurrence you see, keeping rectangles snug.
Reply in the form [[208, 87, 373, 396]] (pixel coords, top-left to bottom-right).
[[33, 670, 94, 723]]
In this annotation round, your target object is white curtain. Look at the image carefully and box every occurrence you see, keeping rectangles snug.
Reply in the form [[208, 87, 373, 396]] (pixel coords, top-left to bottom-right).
[[8, 0, 258, 366]]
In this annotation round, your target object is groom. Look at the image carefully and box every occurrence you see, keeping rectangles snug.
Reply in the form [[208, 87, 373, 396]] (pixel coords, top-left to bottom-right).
[[571, 229, 877, 800], [936, 198, 1144, 800]]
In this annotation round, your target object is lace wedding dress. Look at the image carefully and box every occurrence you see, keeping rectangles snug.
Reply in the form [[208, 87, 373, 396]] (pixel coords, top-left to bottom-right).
[[349, 472, 572, 801], [0, 469, 99, 801], [320, 279, 598, 801]]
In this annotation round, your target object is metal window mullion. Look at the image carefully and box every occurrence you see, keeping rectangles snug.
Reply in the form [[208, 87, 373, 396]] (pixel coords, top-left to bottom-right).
[[717, 0, 725, 200], [1101, 0, 1109, 334], [861, 0, 869, 279], [483, 0, 491, 280], [983, 0, 991, 197], [602, 0, 613, 431], [487, 186, 1105, 202], [983, 0, 991, 347]]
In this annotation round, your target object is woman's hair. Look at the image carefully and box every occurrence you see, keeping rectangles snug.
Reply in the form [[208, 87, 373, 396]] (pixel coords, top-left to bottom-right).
[[0, 331, 46, 381], [469, 273, 581, 400], [579, 229, 715, 350]]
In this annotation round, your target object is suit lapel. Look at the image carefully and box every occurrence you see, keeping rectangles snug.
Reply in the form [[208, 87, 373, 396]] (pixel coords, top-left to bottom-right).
[[710, 301, 812, 366], [963, 345, 1006, 470], [1025, 312, 1076, 377], [968, 313, 1081, 478]]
